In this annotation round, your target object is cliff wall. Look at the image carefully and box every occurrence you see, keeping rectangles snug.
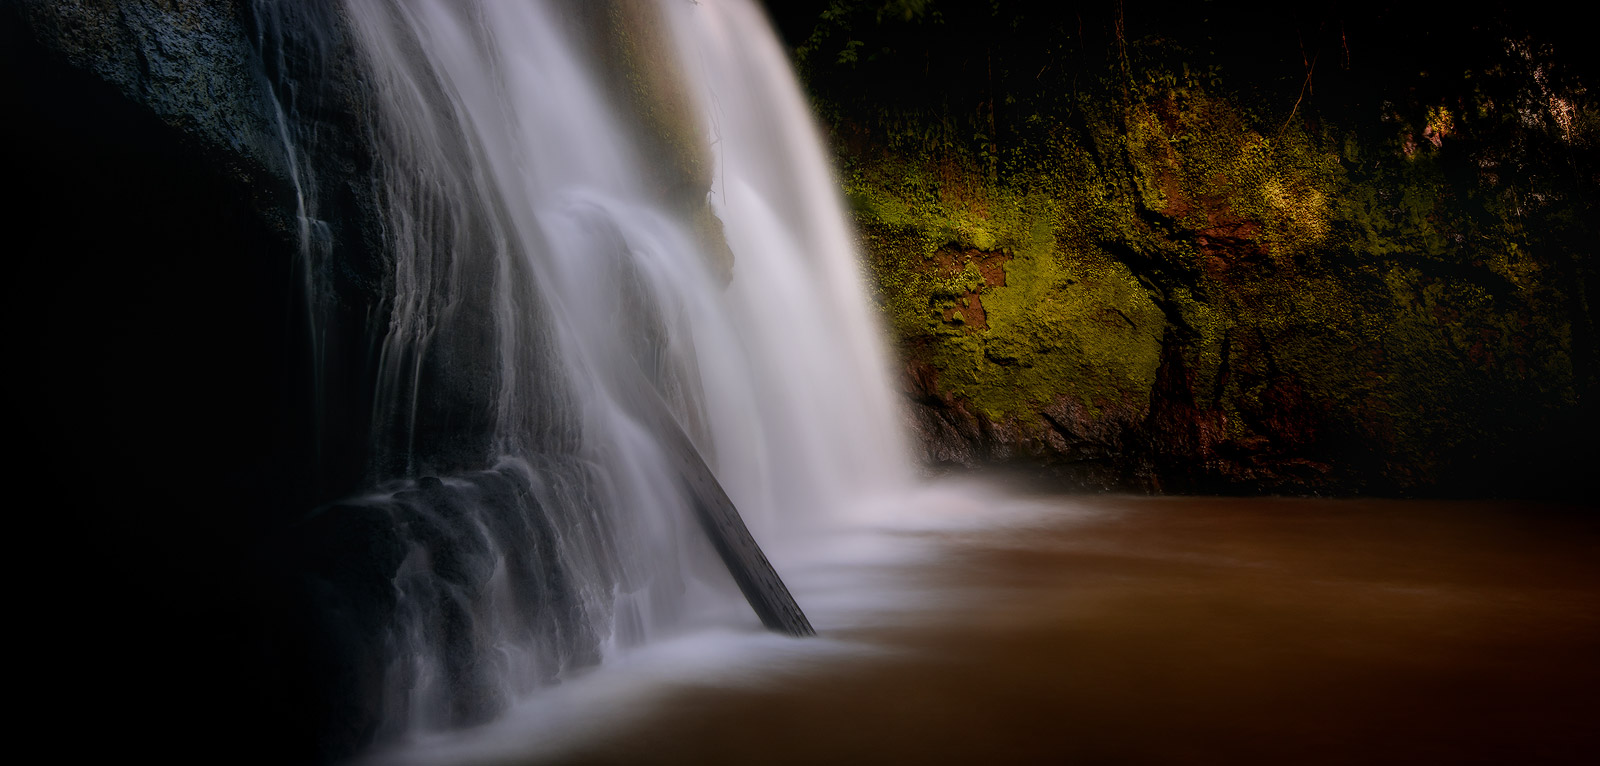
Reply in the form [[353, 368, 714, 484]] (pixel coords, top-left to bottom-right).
[[777, 0, 1597, 496]]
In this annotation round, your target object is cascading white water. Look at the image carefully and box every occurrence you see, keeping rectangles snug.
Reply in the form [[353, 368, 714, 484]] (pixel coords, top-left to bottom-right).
[[335, 0, 912, 742], [660, 0, 913, 535]]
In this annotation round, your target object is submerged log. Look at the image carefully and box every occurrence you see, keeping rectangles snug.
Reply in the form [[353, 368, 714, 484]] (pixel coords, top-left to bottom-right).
[[625, 371, 815, 637], [662, 415, 817, 637]]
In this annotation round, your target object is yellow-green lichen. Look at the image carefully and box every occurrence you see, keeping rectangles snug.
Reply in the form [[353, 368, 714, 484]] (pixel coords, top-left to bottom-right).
[[836, 70, 1582, 488], [850, 137, 1165, 428]]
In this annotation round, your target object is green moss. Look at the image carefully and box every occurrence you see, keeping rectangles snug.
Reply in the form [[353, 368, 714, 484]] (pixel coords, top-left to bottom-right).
[[836, 61, 1585, 490], [850, 131, 1166, 429]]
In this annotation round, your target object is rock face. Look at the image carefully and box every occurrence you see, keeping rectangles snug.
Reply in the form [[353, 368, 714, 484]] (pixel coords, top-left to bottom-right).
[[10, 0, 282, 176], [783, 0, 1597, 497], [6, 0, 388, 499], [4, 1, 387, 761]]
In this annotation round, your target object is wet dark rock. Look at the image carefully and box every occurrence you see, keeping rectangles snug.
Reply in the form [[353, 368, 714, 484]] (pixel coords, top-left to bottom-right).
[[4, 2, 387, 762]]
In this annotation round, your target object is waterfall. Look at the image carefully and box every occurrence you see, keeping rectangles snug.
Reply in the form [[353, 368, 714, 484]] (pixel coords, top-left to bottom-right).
[[305, 0, 911, 744]]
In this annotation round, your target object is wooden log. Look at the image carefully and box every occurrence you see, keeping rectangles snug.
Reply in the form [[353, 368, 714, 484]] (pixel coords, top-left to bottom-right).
[[659, 414, 816, 637], [623, 372, 815, 637]]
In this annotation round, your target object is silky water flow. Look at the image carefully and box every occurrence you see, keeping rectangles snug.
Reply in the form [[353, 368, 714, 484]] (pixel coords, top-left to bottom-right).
[[288, 0, 919, 747]]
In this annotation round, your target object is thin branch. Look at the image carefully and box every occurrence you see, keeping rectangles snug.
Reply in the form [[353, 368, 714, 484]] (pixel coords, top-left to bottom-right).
[[1280, 50, 1320, 135]]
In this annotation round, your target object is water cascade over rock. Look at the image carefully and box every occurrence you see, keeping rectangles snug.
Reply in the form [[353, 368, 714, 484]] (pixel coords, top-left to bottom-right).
[[292, 0, 911, 754], [6, 0, 907, 758]]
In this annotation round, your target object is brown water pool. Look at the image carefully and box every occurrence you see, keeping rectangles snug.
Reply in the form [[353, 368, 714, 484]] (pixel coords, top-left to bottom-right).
[[470, 496, 1599, 765]]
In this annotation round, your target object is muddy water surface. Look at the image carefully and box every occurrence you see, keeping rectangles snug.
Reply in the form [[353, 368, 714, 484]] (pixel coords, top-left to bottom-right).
[[388, 495, 1597, 765], [542, 496, 1598, 764]]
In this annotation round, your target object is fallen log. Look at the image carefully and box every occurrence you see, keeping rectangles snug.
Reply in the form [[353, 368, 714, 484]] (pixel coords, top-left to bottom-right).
[[623, 372, 815, 637]]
